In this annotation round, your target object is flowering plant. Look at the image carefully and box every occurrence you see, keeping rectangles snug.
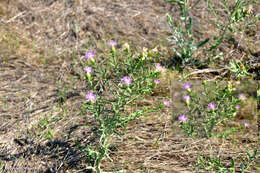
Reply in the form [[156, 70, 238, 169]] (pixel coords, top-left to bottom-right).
[[81, 41, 160, 172], [176, 81, 244, 138]]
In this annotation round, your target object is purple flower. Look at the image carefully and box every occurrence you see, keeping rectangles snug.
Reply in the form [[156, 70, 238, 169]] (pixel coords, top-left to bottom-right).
[[183, 83, 191, 91], [183, 95, 190, 105], [244, 122, 250, 128], [238, 93, 246, 101], [208, 102, 216, 111], [108, 40, 117, 47], [85, 51, 95, 63], [154, 79, 160, 84], [84, 66, 92, 74], [85, 92, 96, 103], [235, 105, 240, 110], [155, 63, 161, 70], [163, 100, 170, 107], [178, 114, 188, 123], [121, 76, 132, 86], [85, 51, 95, 59], [155, 63, 166, 73]]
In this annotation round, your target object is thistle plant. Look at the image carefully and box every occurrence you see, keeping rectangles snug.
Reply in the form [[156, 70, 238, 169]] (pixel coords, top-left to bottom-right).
[[166, 0, 259, 67], [207, 0, 259, 51], [80, 42, 160, 172], [85, 51, 95, 64], [166, 0, 210, 66], [175, 81, 244, 138], [227, 60, 251, 78], [196, 149, 259, 172]]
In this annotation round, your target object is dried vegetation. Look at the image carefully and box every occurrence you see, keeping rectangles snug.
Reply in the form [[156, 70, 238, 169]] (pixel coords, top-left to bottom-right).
[[0, 0, 259, 172]]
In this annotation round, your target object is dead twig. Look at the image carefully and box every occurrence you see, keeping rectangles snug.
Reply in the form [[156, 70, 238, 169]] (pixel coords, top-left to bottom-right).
[[4, 11, 27, 24], [188, 68, 225, 76]]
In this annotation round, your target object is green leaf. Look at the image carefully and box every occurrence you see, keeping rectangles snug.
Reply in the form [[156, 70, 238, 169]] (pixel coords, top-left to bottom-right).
[[113, 129, 122, 137], [190, 0, 202, 10], [240, 163, 244, 171], [166, 14, 174, 27], [167, 0, 178, 2], [231, 159, 235, 168], [197, 38, 210, 49], [228, 27, 233, 32]]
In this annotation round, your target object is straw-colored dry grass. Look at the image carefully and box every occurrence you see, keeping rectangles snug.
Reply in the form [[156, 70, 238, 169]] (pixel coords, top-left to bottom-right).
[[0, 0, 259, 172]]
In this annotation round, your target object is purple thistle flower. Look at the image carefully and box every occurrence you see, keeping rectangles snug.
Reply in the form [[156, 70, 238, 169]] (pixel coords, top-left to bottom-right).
[[183, 95, 190, 105], [178, 114, 188, 123], [85, 51, 95, 60], [154, 79, 160, 84], [183, 83, 191, 91], [208, 102, 216, 111], [155, 63, 166, 72], [235, 105, 240, 110], [108, 40, 117, 47], [244, 122, 250, 128], [85, 92, 96, 103], [121, 76, 132, 86], [163, 100, 170, 107], [84, 66, 92, 74], [155, 63, 161, 70], [238, 93, 246, 101]]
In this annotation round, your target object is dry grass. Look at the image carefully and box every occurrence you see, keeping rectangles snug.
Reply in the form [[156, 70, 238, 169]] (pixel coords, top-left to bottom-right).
[[0, 0, 259, 172]]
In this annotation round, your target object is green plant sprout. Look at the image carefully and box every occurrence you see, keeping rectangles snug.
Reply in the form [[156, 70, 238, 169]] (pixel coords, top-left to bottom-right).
[[227, 60, 251, 78]]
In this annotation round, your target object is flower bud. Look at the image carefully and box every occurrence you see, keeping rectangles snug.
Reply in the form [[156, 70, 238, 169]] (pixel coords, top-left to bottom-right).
[[123, 43, 130, 52]]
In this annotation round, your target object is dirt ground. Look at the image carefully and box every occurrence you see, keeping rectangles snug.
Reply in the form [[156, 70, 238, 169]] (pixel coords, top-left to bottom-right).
[[0, 0, 259, 172]]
